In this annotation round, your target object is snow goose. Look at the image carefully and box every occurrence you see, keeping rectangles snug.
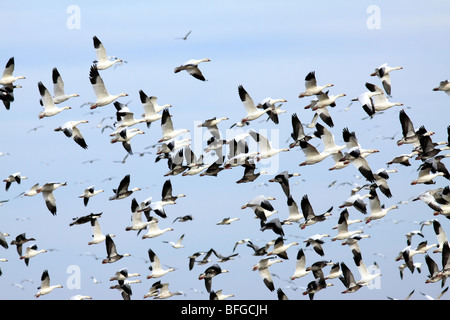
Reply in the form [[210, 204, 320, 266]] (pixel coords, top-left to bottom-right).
[[198, 116, 229, 139], [89, 65, 128, 109], [0, 57, 25, 85], [3, 172, 27, 191], [364, 188, 399, 224], [298, 71, 334, 98], [252, 257, 283, 292], [351, 90, 383, 117], [302, 276, 333, 300], [163, 233, 185, 249], [88, 218, 115, 245], [0, 83, 20, 110], [341, 234, 371, 259], [125, 198, 152, 232], [338, 186, 370, 214], [35, 270, 63, 298], [299, 194, 333, 229], [110, 268, 140, 282], [331, 209, 364, 241], [198, 264, 229, 293], [268, 171, 300, 197], [325, 262, 342, 280], [161, 179, 186, 204], [373, 168, 396, 198], [238, 85, 274, 123], [51, 67, 79, 104], [249, 130, 289, 160], [432, 219, 448, 253], [37, 81, 71, 118], [339, 262, 363, 294], [20, 244, 47, 266], [433, 80, 450, 96], [147, 249, 175, 279], [159, 108, 189, 142], [224, 138, 258, 168], [313, 123, 345, 155], [283, 195, 304, 223], [260, 218, 290, 237], [305, 90, 346, 110], [421, 287, 449, 300], [342, 127, 379, 158], [102, 234, 130, 264], [139, 90, 170, 128], [236, 162, 267, 184], [142, 219, 174, 239], [341, 147, 376, 183], [304, 234, 329, 256], [10, 233, 35, 257], [241, 195, 276, 212], [111, 282, 132, 300], [110, 128, 145, 155], [37, 182, 67, 215], [289, 113, 313, 148], [109, 174, 141, 200], [365, 82, 403, 115], [113, 102, 147, 130], [157, 138, 191, 155], [174, 58, 210, 81], [210, 289, 235, 300], [386, 152, 418, 167], [216, 217, 239, 225], [298, 139, 334, 166], [412, 191, 443, 213], [397, 109, 434, 147], [411, 164, 445, 185], [290, 249, 311, 280], [353, 254, 381, 286], [92, 36, 123, 70], [267, 236, 299, 259], [139, 197, 174, 219], [152, 282, 182, 299], [143, 280, 163, 298], [54, 120, 89, 149], [256, 98, 287, 124], [79, 185, 104, 206], [69, 212, 102, 227], [370, 63, 403, 96]]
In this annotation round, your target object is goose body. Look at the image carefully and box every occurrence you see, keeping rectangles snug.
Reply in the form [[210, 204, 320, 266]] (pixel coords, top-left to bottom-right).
[[370, 63, 403, 96], [159, 108, 189, 142], [54, 120, 89, 149], [79, 185, 104, 206], [109, 174, 141, 200], [267, 236, 299, 259], [88, 218, 115, 245], [35, 270, 63, 298], [0, 57, 25, 85], [290, 249, 311, 280], [89, 65, 128, 109], [397, 109, 434, 147], [238, 85, 274, 123], [139, 90, 165, 127], [38, 81, 71, 118], [52, 67, 79, 104], [142, 219, 174, 239], [110, 128, 145, 155], [433, 80, 450, 96], [299, 194, 333, 229], [298, 71, 334, 98], [198, 264, 229, 293], [331, 209, 364, 241], [102, 234, 130, 264], [110, 268, 140, 281], [3, 172, 27, 191], [92, 36, 123, 70], [289, 113, 313, 148], [249, 130, 289, 160], [147, 249, 175, 278], [364, 188, 399, 223], [252, 257, 283, 292], [20, 244, 47, 266], [364, 82, 403, 115], [37, 182, 67, 215], [174, 58, 210, 81]]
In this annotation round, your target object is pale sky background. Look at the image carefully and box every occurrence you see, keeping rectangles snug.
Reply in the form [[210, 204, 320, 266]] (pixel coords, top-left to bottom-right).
[[0, 0, 450, 300]]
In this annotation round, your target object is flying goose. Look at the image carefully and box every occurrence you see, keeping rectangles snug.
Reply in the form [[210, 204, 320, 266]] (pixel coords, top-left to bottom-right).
[[125, 198, 152, 232], [10, 233, 35, 257], [51, 67, 79, 104], [256, 97, 287, 124], [3, 172, 27, 191], [252, 257, 283, 292], [102, 234, 130, 264], [339, 185, 370, 214], [268, 171, 300, 197], [342, 127, 379, 158], [54, 120, 89, 149], [88, 218, 115, 245], [299, 194, 333, 229], [433, 80, 450, 96], [78, 185, 104, 206], [351, 90, 383, 117], [266, 236, 299, 259], [236, 162, 268, 184], [109, 174, 141, 200], [290, 249, 312, 280], [69, 212, 102, 227], [174, 58, 210, 81], [163, 233, 185, 249], [313, 123, 345, 155], [142, 218, 174, 239], [20, 244, 47, 266], [370, 63, 403, 96], [331, 209, 364, 242], [92, 36, 123, 70], [298, 71, 334, 98], [305, 90, 346, 110], [198, 264, 229, 293], [304, 234, 329, 256], [152, 282, 183, 299], [139, 90, 171, 128], [210, 289, 235, 300], [37, 182, 67, 215], [89, 65, 128, 109], [147, 249, 176, 279], [110, 128, 145, 155], [159, 108, 189, 143], [364, 82, 403, 115], [364, 188, 399, 224], [397, 109, 434, 147], [35, 270, 63, 298], [411, 164, 445, 185], [37, 81, 72, 118], [249, 130, 290, 160], [339, 262, 363, 294], [0, 57, 25, 85], [0, 83, 20, 110], [289, 113, 313, 148], [161, 179, 186, 203], [238, 85, 274, 123], [109, 268, 140, 281]]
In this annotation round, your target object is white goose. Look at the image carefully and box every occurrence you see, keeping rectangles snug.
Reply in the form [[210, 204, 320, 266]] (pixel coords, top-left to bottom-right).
[[35, 270, 63, 298], [252, 257, 283, 292], [338, 185, 370, 214], [298, 71, 334, 98], [125, 198, 152, 232], [290, 249, 311, 280], [0, 57, 25, 85], [88, 218, 115, 245], [54, 120, 89, 149], [284, 195, 304, 223], [354, 254, 381, 286], [364, 188, 399, 224], [110, 268, 140, 281], [110, 128, 145, 155], [102, 234, 130, 264], [159, 108, 189, 143], [249, 130, 289, 160], [238, 85, 274, 123], [139, 90, 164, 128], [142, 219, 174, 239], [37, 81, 72, 119], [152, 283, 183, 299], [267, 236, 299, 259], [433, 80, 450, 96], [89, 65, 128, 109], [51, 67, 79, 104], [147, 249, 175, 279], [370, 63, 403, 96], [3, 172, 27, 191], [305, 90, 346, 110], [92, 36, 123, 70], [298, 139, 335, 166], [79, 185, 104, 207], [314, 123, 345, 155], [163, 233, 185, 249], [411, 165, 445, 185], [351, 90, 383, 117], [365, 82, 403, 115], [20, 244, 47, 266], [37, 182, 67, 216], [397, 109, 434, 147], [174, 58, 210, 81], [331, 209, 364, 241]]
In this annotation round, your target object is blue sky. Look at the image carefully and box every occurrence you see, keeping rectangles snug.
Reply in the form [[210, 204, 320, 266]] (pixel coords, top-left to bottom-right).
[[0, 1, 450, 300]]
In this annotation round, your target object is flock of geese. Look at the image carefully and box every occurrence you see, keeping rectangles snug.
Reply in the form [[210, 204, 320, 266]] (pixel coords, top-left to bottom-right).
[[1, 33, 450, 301]]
